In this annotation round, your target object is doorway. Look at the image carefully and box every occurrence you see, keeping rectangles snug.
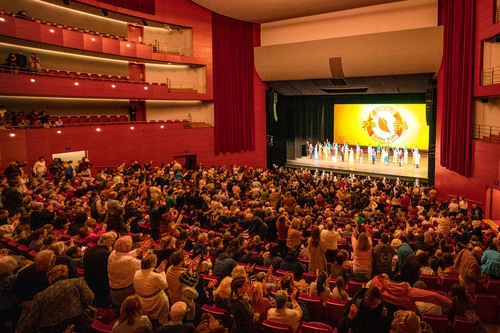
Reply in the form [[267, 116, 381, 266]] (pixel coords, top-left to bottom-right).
[[486, 186, 500, 220], [129, 62, 145, 82], [173, 154, 197, 171]]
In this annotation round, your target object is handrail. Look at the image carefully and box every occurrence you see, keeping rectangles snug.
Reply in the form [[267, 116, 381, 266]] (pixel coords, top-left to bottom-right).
[[481, 65, 500, 85], [447, 194, 482, 205], [471, 124, 500, 142]]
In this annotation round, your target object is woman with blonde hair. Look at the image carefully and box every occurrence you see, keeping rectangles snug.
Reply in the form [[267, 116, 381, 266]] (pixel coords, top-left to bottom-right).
[[112, 294, 152, 332], [351, 225, 373, 280], [213, 276, 232, 310], [286, 218, 303, 252], [391, 310, 433, 333], [249, 281, 271, 322]]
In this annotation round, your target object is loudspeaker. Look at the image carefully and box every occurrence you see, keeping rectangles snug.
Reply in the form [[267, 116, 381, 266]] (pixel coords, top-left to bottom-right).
[[481, 97, 489, 103], [425, 87, 436, 126]]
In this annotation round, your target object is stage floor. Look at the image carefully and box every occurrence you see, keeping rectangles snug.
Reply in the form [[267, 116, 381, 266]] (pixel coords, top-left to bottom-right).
[[286, 156, 429, 181]]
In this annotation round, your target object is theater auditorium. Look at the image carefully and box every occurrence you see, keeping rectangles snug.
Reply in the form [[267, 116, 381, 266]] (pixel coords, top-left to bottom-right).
[[0, 0, 500, 332]]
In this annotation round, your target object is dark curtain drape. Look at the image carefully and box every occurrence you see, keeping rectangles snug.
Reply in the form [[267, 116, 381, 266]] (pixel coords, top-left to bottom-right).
[[439, 0, 475, 177], [212, 13, 255, 154], [98, 0, 155, 14]]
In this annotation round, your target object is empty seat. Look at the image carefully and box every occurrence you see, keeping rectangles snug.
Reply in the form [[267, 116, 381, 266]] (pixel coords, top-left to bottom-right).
[[421, 313, 451, 333], [89, 116, 99, 123], [79, 116, 89, 123], [109, 115, 118, 122], [452, 316, 475, 333], [325, 299, 347, 328], [99, 115, 109, 123], [440, 276, 459, 293], [419, 274, 441, 290], [301, 272, 317, 285], [346, 280, 365, 297], [487, 279, 500, 298], [474, 294, 498, 324], [300, 321, 332, 333], [118, 115, 129, 122], [262, 319, 292, 333], [69, 116, 79, 124], [298, 294, 324, 322]]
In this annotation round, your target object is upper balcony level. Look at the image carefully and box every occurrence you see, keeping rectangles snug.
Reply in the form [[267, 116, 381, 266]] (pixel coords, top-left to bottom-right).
[[0, 9, 204, 65]]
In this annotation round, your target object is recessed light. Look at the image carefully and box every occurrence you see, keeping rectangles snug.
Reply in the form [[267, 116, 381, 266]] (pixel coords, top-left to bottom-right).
[[57, 130, 62, 134], [160, 125, 164, 129], [91, 37, 96, 41], [74, 82, 79, 86], [0, 18, 5, 22], [144, 86, 148, 90], [49, 29, 55, 33], [130, 126, 134, 130], [126, 43, 131, 47], [30, 79, 36, 82], [111, 84, 116, 88], [9, 133, 15, 137], [96, 128, 101, 132]]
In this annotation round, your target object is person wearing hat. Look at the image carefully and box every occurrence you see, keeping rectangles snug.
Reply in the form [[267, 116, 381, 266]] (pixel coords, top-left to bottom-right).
[[0, 255, 21, 332], [16, 264, 94, 333], [179, 270, 199, 322]]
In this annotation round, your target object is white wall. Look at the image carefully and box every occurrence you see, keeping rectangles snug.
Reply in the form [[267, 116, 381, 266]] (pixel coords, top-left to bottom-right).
[[261, 0, 438, 46]]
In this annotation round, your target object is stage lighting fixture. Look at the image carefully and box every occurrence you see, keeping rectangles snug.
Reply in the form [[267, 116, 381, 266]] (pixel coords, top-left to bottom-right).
[[102, 9, 108, 16]]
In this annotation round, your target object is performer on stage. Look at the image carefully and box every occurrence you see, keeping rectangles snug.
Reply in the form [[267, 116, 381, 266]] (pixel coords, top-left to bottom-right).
[[393, 146, 399, 164], [348, 148, 354, 162], [398, 149, 404, 166], [340, 146, 345, 162], [383, 148, 389, 164], [313, 143, 319, 160], [359, 147, 363, 163], [376, 144, 381, 159], [333, 141, 338, 157], [308, 142, 314, 159], [414, 151, 421, 168], [371, 147, 376, 164], [355, 141, 360, 160], [403, 146, 409, 164], [411, 146, 419, 164]]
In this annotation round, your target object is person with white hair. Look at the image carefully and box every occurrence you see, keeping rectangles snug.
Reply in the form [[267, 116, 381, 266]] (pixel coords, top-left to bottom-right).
[[155, 301, 195, 333], [267, 288, 303, 333]]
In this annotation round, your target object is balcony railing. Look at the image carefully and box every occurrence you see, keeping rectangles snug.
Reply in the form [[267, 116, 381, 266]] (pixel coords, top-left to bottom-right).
[[481, 66, 500, 85], [471, 124, 500, 143]]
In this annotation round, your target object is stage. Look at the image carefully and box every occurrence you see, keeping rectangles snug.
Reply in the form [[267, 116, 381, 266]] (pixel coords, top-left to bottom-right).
[[285, 155, 429, 183]]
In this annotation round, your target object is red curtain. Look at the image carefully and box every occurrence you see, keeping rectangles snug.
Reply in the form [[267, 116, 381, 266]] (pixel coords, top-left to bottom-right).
[[212, 13, 255, 154], [439, 0, 475, 177], [98, 0, 155, 14]]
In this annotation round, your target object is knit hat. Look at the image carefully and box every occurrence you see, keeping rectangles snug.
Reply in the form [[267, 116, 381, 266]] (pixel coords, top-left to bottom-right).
[[0, 256, 18, 275], [180, 272, 199, 287]]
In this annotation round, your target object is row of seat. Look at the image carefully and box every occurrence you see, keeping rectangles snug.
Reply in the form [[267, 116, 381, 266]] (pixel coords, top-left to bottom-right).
[[419, 273, 500, 298], [0, 9, 128, 42], [51, 115, 129, 124]]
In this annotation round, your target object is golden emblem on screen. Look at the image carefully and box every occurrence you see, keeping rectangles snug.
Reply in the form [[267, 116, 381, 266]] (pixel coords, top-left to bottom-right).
[[362, 106, 408, 145]]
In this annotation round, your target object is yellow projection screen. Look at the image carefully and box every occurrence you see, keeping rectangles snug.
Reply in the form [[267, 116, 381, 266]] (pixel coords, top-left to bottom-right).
[[334, 104, 428, 149]]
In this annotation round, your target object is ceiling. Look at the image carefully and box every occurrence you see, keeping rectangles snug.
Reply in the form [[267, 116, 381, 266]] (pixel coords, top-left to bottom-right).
[[190, 0, 405, 24]]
